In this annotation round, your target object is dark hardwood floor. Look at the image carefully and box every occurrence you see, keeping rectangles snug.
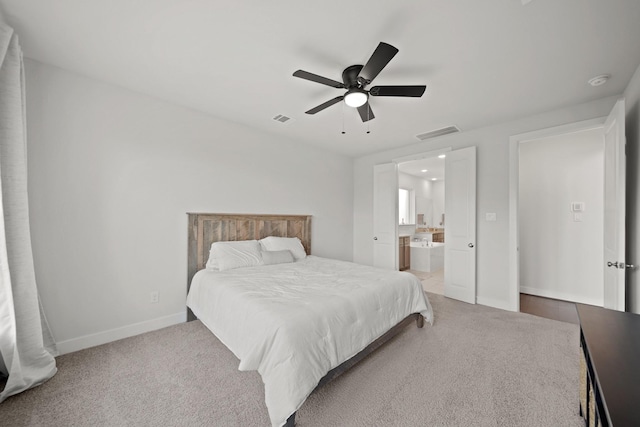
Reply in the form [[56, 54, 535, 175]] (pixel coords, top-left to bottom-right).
[[520, 293, 579, 324]]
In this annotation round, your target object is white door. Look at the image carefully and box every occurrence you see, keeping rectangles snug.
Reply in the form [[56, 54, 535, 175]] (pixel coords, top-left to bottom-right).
[[444, 147, 477, 303], [603, 99, 626, 311], [373, 163, 398, 270]]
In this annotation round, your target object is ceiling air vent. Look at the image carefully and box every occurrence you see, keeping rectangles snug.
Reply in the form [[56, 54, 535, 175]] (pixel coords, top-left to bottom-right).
[[273, 114, 292, 123], [415, 125, 460, 141]]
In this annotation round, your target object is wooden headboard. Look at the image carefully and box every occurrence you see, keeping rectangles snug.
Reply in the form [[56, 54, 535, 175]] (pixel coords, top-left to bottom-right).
[[186, 213, 312, 319]]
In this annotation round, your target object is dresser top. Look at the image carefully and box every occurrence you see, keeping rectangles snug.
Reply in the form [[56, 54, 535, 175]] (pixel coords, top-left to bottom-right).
[[577, 304, 640, 427]]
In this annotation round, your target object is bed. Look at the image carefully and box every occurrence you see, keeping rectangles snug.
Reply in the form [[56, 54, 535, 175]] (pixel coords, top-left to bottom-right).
[[186, 213, 433, 427]]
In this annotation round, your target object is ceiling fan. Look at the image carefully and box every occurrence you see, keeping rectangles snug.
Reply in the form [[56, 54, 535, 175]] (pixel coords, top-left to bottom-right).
[[293, 42, 426, 122]]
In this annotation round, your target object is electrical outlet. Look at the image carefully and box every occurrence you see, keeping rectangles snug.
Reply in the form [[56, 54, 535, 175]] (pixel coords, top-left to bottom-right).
[[150, 291, 159, 304]]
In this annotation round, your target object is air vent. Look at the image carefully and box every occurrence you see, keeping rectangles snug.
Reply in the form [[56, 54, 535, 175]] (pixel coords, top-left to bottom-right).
[[415, 125, 460, 141], [273, 114, 292, 123]]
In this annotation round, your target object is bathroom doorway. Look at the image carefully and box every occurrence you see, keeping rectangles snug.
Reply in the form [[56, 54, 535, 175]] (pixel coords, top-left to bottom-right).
[[374, 146, 476, 302], [398, 154, 446, 295]]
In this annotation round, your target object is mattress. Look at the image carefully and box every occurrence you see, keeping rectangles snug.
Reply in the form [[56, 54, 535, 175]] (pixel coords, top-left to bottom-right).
[[186, 255, 433, 426]]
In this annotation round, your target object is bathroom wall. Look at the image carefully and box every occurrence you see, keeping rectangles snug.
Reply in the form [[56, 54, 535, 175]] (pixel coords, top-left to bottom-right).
[[398, 172, 433, 227], [432, 180, 445, 227]]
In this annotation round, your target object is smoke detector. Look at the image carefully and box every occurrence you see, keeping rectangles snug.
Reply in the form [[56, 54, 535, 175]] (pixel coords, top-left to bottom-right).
[[588, 74, 610, 87]]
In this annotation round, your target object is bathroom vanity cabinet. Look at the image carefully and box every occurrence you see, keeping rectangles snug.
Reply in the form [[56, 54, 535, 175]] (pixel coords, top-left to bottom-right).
[[399, 236, 410, 271]]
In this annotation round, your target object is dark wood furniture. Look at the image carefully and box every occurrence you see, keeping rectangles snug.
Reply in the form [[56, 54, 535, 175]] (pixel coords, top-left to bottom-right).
[[186, 213, 426, 426], [577, 304, 640, 427]]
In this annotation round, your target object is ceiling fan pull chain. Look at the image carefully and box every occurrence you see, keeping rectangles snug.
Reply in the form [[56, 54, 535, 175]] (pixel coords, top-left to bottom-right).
[[341, 102, 346, 134]]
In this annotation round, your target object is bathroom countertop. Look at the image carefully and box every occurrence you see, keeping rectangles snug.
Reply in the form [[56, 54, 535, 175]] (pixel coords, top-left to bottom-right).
[[415, 228, 444, 233]]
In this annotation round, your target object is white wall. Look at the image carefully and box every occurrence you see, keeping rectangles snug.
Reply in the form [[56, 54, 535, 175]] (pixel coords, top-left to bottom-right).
[[354, 95, 618, 310], [624, 62, 640, 313], [431, 181, 445, 228], [398, 172, 432, 227], [25, 60, 354, 353], [518, 128, 604, 305]]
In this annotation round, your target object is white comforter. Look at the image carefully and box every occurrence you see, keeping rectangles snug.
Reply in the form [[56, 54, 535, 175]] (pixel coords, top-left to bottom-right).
[[186, 256, 433, 427]]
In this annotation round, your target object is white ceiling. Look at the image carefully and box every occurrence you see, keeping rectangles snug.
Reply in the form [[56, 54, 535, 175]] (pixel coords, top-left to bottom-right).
[[399, 155, 446, 182], [1, 0, 639, 158]]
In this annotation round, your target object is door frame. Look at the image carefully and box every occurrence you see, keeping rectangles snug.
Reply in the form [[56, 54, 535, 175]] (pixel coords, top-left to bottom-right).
[[443, 146, 477, 304], [373, 162, 400, 270], [508, 117, 606, 312], [392, 148, 452, 267], [393, 148, 453, 165], [603, 98, 627, 311]]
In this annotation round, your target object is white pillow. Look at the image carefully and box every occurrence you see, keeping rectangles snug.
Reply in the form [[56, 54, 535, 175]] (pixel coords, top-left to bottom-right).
[[259, 236, 307, 260], [206, 243, 221, 270], [207, 240, 263, 271], [262, 250, 295, 265], [205, 257, 219, 270]]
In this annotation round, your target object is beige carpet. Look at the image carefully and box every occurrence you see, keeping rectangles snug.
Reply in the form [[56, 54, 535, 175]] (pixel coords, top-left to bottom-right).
[[0, 293, 582, 426]]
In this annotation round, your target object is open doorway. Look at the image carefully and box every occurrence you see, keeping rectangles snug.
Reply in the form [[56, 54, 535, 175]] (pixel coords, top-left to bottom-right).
[[374, 146, 476, 303], [510, 100, 626, 314], [518, 127, 605, 306], [517, 126, 604, 323], [398, 155, 446, 295]]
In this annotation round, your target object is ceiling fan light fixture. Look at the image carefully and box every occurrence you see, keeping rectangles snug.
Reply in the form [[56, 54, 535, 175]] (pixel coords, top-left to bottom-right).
[[344, 89, 368, 108]]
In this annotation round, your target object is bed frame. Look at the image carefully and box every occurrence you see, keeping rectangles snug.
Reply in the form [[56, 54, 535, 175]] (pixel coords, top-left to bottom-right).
[[186, 212, 424, 426]]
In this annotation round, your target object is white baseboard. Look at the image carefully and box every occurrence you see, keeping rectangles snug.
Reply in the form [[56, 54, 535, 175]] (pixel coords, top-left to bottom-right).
[[55, 311, 187, 355], [520, 286, 603, 307], [476, 295, 514, 312]]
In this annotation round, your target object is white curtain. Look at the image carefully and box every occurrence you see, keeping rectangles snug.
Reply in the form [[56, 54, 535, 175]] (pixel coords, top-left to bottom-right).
[[0, 23, 57, 402]]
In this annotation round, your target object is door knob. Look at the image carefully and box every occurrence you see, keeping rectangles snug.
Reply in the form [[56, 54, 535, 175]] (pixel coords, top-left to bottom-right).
[[468, 243, 474, 248], [373, 237, 378, 241], [607, 261, 636, 269]]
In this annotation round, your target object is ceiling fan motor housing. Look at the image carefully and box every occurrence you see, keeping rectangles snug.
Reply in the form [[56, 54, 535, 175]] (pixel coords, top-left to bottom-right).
[[342, 65, 365, 88]]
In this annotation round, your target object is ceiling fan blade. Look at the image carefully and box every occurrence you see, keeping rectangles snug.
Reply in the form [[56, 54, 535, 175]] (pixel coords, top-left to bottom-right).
[[293, 70, 345, 88], [305, 96, 344, 114], [369, 85, 426, 97], [357, 102, 375, 122], [358, 42, 399, 84]]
